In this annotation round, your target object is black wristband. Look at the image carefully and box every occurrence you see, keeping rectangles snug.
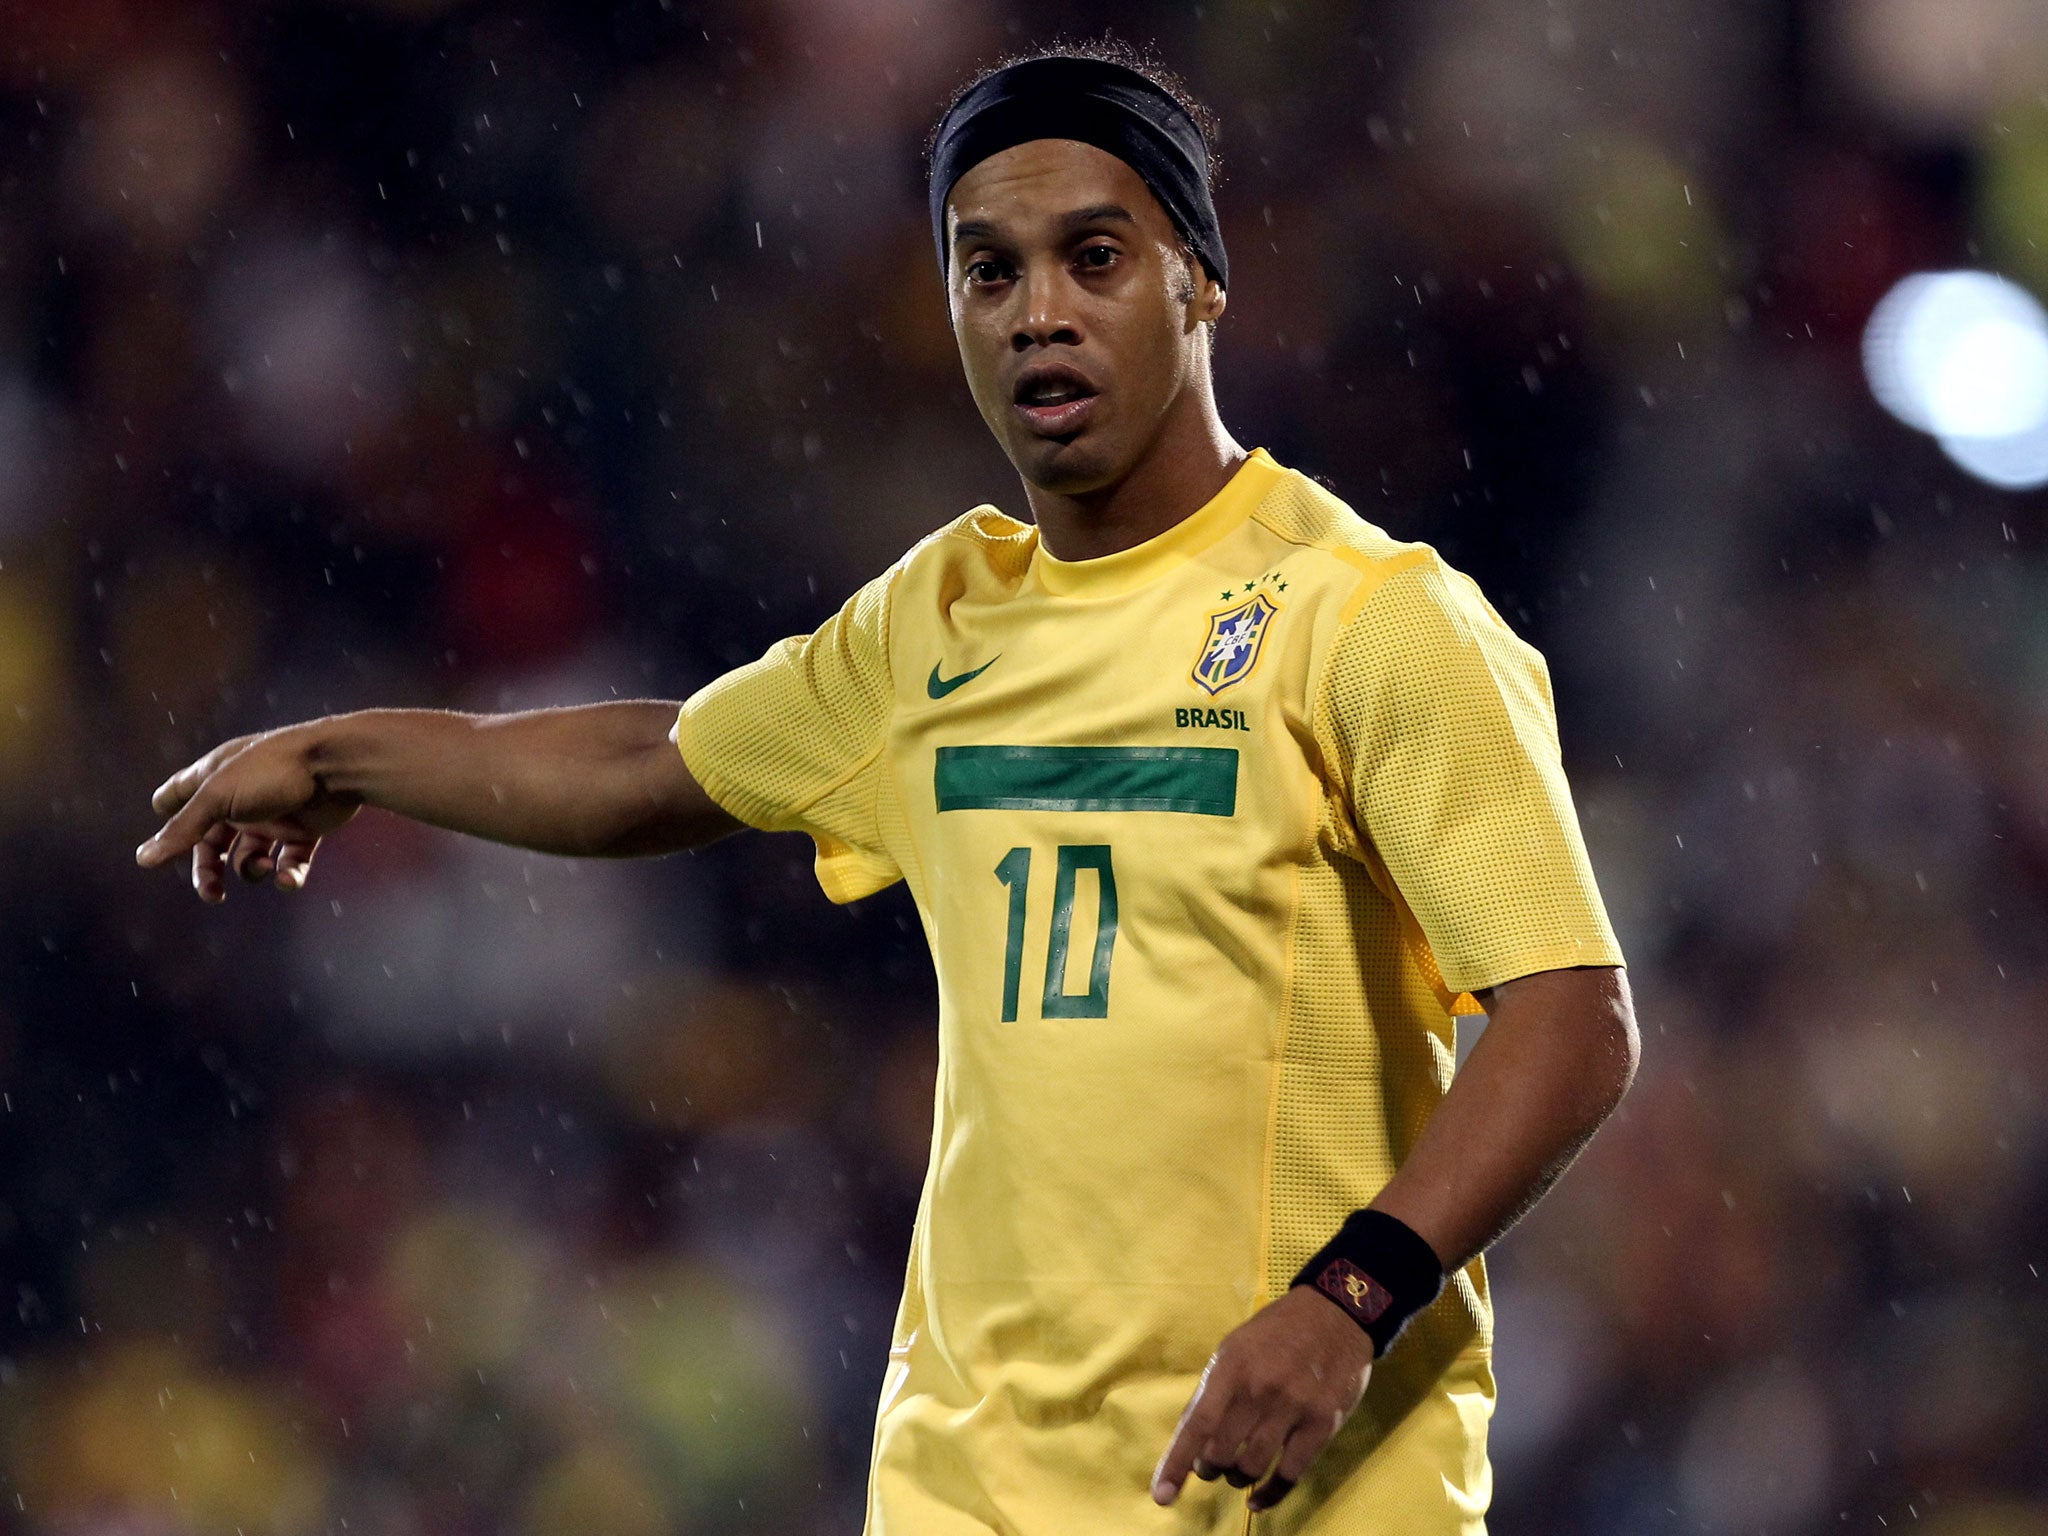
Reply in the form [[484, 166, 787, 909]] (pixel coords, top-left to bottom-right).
[[1290, 1209, 1445, 1357]]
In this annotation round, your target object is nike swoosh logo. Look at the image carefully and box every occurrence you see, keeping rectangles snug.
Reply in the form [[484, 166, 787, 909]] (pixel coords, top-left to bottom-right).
[[927, 656, 1000, 699]]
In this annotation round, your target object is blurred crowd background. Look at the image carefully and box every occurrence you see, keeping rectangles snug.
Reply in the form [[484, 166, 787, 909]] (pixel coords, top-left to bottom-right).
[[0, 0, 2045, 1532]]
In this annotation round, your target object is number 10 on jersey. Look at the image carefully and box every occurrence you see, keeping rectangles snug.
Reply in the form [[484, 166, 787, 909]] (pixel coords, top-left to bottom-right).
[[994, 845, 1119, 1021]]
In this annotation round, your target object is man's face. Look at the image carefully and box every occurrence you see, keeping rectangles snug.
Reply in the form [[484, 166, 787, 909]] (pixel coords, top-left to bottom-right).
[[945, 138, 1223, 497]]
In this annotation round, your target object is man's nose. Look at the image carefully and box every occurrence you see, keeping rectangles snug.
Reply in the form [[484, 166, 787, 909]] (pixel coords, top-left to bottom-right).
[[1012, 264, 1082, 351]]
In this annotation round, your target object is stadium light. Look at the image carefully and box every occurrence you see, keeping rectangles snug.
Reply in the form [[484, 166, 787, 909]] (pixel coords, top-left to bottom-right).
[[1863, 268, 2048, 488], [1934, 419, 2048, 488]]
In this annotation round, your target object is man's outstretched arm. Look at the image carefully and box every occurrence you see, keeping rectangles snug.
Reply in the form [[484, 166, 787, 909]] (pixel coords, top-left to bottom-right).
[[136, 702, 741, 902]]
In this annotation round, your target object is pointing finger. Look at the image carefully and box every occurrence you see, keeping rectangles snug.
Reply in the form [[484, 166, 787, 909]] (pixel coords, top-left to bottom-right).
[[152, 764, 199, 819], [138, 777, 227, 869], [1152, 1359, 1230, 1505], [152, 735, 253, 819], [151, 754, 213, 819]]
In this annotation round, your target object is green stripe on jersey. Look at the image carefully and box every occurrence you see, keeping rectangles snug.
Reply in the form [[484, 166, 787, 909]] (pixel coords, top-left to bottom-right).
[[935, 745, 1238, 816]]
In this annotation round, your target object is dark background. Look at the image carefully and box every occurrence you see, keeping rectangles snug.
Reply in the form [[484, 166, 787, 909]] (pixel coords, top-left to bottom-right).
[[0, 1, 2044, 1532]]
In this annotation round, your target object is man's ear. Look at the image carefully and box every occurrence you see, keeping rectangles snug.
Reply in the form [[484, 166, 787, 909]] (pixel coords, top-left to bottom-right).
[[1179, 248, 1226, 326]]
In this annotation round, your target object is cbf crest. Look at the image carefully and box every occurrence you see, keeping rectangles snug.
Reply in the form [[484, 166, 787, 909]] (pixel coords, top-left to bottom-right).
[[1191, 591, 1280, 696]]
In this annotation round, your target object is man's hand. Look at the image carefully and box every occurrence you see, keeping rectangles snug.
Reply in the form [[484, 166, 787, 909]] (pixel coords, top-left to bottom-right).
[[137, 727, 361, 902], [1151, 1287, 1374, 1513], [137, 704, 737, 900]]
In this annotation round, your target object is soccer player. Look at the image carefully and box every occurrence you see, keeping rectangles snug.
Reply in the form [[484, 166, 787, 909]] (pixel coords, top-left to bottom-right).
[[136, 44, 1637, 1535]]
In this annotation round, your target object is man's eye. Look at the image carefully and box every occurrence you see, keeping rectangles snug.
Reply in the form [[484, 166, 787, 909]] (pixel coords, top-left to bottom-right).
[[965, 259, 1009, 285], [1078, 244, 1119, 268]]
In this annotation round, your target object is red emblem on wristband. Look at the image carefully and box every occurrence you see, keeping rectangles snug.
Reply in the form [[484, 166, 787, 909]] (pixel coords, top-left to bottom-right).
[[1314, 1259, 1393, 1326]]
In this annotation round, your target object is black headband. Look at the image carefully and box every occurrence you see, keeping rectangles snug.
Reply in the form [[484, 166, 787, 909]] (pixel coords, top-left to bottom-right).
[[928, 57, 1227, 290]]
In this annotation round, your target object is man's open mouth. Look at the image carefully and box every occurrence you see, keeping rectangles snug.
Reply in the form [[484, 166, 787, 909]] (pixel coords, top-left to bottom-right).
[[1012, 364, 1101, 437]]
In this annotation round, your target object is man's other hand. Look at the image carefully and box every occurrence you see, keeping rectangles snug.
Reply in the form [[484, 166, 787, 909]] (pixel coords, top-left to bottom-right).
[[136, 728, 360, 902], [1151, 1285, 1375, 1513]]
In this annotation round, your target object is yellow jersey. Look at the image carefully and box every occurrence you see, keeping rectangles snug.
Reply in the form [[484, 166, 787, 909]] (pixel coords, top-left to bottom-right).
[[674, 449, 1623, 1535]]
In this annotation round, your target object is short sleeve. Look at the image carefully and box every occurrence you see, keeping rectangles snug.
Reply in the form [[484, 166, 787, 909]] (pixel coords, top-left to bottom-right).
[[674, 568, 901, 903], [1315, 558, 1623, 996]]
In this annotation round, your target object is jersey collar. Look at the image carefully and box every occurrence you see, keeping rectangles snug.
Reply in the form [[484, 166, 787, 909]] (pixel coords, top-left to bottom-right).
[[1031, 448, 1284, 599]]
